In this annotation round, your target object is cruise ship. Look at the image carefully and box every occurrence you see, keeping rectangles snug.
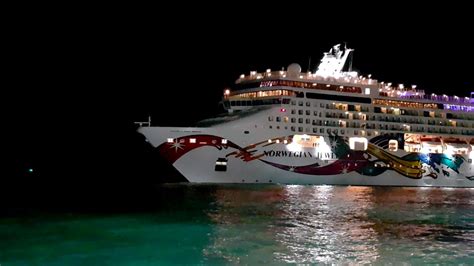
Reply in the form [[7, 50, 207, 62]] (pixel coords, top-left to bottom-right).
[[137, 44, 474, 187]]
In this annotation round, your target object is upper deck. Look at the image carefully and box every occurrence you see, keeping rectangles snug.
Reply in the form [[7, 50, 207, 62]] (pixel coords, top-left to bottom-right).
[[231, 44, 473, 108]]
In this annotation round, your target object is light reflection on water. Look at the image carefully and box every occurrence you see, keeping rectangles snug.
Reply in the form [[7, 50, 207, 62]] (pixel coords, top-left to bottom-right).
[[204, 186, 474, 264], [1, 185, 473, 264]]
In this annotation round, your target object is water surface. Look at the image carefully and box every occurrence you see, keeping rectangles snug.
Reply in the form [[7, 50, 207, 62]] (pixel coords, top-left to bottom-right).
[[1, 185, 474, 264]]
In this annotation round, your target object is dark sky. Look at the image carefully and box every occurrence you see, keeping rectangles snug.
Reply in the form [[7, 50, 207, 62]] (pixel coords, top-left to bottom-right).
[[3, 12, 473, 208]]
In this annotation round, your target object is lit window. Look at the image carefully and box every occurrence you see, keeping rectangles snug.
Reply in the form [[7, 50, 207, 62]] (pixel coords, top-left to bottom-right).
[[389, 140, 398, 151], [221, 139, 228, 144], [167, 138, 174, 143], [365, 88, 371, 95], [190, 138, 196, 143]]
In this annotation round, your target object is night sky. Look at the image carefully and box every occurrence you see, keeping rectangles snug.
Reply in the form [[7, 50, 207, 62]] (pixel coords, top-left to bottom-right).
[[3, 13, 472, 209]]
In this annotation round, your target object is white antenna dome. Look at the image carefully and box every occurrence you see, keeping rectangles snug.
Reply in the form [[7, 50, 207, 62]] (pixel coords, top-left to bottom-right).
[[287, 63, 301, 77]]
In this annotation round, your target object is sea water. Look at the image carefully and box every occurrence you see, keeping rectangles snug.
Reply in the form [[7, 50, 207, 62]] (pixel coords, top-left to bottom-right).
[[1, 185, 474, 265]]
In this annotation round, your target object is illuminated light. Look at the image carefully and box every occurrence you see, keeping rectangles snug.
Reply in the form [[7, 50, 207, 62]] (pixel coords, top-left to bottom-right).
[[282, 75, 286, 78], [368, 74, 372, 78], [326, 84, 331, 87], [399, 84, 404, 89], [28, 168, 33, 173], [317, 138, 332, 153], [189, 138, 196, 144], [358, 112, 362, 115], [268, 139, 272, 143], [412, 85, 417, 89], [388, 83, 392, 86], [312, 83, 317, 86], [365, 88, 370, 95], [266, 69, 271, 73], [240, 74, 245, 79], [167, 138, 174, 143], [286, 141, 302, 152], [224, 89, 230, 95], [339, 86, 344, 89], [299, 75, 303, 78], [221, 139, 228, 144], [256, 75, 263, 79], [279, 71, 284, 75], [276, 139, 280, 144], [280, 108, 286, 112], [345, 111, 349, 114], [283, 140, 288, 144], [469, 147, 474, 160]]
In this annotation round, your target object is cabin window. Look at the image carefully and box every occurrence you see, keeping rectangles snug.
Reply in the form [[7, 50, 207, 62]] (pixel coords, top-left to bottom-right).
[[283, 116, 289, 123], [268, 116, 274, 122], [276, 117, 281, 122], [349, 137, 368, 151], [306, 110, 311, 115], [389, 140, 398, 151], [291, 118, 296, 123], [215, 158, 228, 172], [190, 138, 196, 143]]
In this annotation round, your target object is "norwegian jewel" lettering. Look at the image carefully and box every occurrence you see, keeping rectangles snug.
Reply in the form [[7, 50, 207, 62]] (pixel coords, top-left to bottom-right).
[[263, 150, 337, 159]]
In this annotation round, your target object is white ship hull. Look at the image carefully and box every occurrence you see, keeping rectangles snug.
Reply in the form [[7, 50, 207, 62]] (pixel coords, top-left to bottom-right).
[[138, 126, 474, 187]]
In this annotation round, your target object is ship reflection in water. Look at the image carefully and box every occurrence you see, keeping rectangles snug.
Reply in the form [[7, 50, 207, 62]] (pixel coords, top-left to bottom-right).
[[1, 185, 473, 264], [204, 185, 474, 264]]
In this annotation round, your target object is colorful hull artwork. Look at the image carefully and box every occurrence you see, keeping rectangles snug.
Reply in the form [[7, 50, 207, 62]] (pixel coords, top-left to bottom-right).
[[157, 134, 474, 182]]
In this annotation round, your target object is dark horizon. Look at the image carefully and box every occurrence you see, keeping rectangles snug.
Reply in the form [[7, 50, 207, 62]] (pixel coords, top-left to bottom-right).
[[4, 27, 473, 208]]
